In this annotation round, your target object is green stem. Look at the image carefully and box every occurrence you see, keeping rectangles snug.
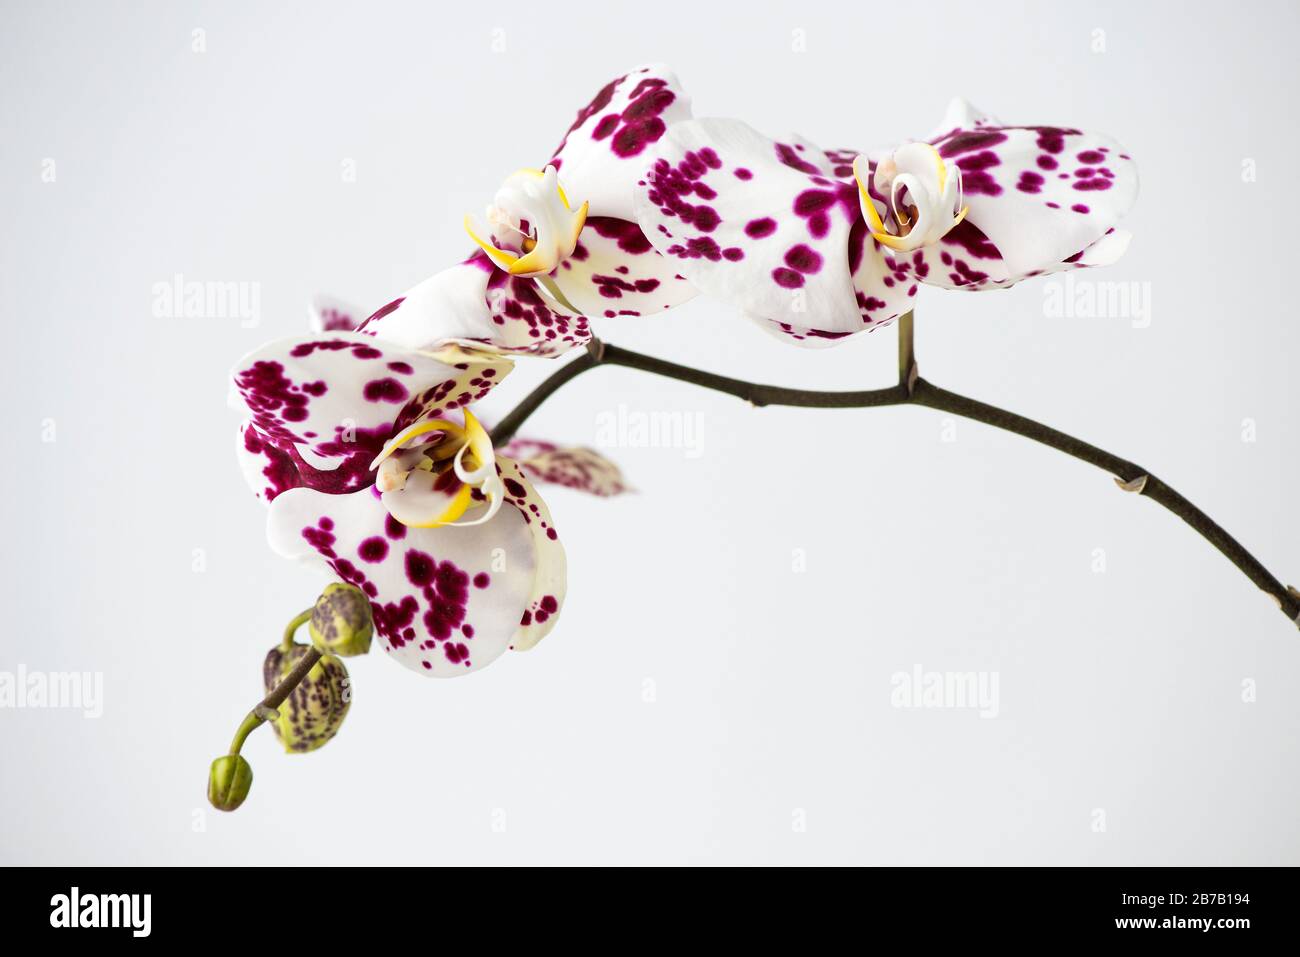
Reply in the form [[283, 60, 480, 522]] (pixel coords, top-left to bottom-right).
[[897, 310, 916, 388], [281, 607, 313, 652], [489, 324, 1300, 626]]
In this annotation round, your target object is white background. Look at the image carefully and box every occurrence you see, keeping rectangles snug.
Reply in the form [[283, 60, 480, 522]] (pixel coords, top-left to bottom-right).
[[3, 0, 1298, 865]]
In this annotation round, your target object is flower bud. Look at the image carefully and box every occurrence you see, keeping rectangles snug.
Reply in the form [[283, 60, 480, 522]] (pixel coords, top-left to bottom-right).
[[262, 643, 351, 753], [208, 754, 253, 812], [309, 582, 374, 657]]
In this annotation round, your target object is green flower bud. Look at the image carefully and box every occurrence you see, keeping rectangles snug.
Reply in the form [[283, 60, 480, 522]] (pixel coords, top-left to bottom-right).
[[262, 644, 351, 753], [208, 754, 253, 812], [309, 582, 374, 657]]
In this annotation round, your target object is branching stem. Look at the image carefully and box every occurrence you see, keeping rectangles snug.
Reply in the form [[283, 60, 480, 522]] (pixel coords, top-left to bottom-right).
[[489, 317, 1299, 626]]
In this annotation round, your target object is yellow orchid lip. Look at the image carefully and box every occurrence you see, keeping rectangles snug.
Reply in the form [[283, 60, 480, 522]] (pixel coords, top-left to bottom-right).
[[928, 143, 947, 195], [852, 148, 968, 253], [869, 229, 911, 251], [464, 214, 520, 272], [856, 161, 888, 235], [369, 418, 466, 472], [370, 411, 506, 530], [398, 477, 473, 529], [460, 409, 492, 473], [464, 166, 588, 278], [855, 159, 909, 250]]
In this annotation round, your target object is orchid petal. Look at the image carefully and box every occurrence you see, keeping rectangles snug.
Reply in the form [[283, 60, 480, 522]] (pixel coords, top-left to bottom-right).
[[1074, 228, 1132, 267], [495, 456, 566, 651], [231, 332, 511, 467], [501, 438, 633, 497], [237, 422, 298, 503], [902, 219, 1133, 292], [550, 64, 693, 222], [550, 216, 697, 318], [635, 118, 878, 342], [237, 421, 378, 503], [358, 255, 591, 357], [309, 294, 366, 333], [927, 98, 1004, 138], [266, 483, 550, 677], [921, 99, 1139, 279]]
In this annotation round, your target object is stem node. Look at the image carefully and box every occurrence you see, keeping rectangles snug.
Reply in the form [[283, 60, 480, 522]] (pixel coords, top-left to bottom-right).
[[1115, 474, 1149, 494]]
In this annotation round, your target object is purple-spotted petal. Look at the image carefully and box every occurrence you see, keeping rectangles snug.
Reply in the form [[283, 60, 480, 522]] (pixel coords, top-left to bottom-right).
[[550, 64, 693, 222], [927, 97, 1004, 137], [880, 219, 1010, 292], [495, 456, 566, 651], [551, 216, 696, 318], [236, 421, 374, 503], [358, 255, 590, 357], [265, 481, 548, 677], [237, 422, 297, 503], [904, 220, 1133, 292], [309, 294, 366, 333], [921, 98, 1139, 279], [1073, 228, 1131, 267], [231, 332, 512, 466], [635, 118, 877, 341], [501, 438, 632, 497]]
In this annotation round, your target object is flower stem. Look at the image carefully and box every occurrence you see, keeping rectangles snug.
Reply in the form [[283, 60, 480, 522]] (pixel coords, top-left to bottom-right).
[[227, 610, 321, 755], [281, 607, 313, 652], [906, 380, 1297, 618], [489, 340, 604, 447], [490, 323, 1300, 626], [897, 310, 916, 387]]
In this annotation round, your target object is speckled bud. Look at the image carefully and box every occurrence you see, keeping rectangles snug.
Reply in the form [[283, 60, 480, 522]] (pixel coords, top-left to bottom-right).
[[262, 644, 351, 754], [308, 582, 373, 657], [208, 754, 253, 812]]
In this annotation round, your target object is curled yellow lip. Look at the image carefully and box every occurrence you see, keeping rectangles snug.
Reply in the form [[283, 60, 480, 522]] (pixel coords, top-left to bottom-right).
[[464, 166, 589, 277], [369, 418, 466, 472], [852, 149, 968, 252]]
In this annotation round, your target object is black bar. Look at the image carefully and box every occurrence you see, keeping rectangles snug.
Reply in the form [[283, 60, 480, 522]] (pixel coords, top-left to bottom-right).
[[1, 867, 1285, 941]]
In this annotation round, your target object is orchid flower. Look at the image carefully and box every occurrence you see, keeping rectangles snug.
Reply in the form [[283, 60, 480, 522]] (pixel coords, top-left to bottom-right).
[[309, 293, 632, 498], [633, 99, 1138, 344], [354, 64, 699, 359], [212, 69, 1300, 821], [233, 332, 565, 677]]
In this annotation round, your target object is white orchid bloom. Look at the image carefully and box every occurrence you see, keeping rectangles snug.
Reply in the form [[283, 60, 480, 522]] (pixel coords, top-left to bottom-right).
[[633, 98, 1138, 345]]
